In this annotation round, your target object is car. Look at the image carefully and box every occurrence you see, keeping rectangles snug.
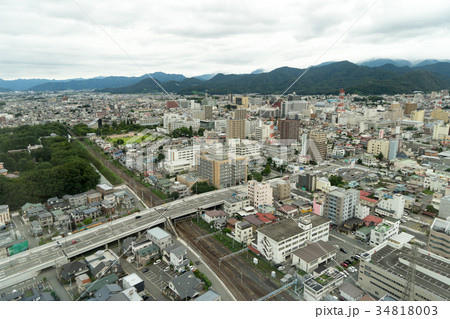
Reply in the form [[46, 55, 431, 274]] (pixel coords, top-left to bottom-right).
[[339, 271, 347, 278], [153, 259, 161, 265], [164, 266, 170, 272], [340, 248, 347, 254], [344, 259, 352, 264], [333, 245, 339, 249], [135, 215, 142, 219], [189, 265, 197, 272], [71, 240, 78, 244], [142, 267, 149, 273], [340, 262, 348, 268], [277, 265, 285, 271]]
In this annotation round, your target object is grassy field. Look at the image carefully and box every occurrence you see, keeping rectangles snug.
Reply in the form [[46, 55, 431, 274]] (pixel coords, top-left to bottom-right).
[[107, 133, 161, 145]]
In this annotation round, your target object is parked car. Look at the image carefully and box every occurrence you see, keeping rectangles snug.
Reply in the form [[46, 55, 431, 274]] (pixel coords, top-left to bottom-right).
[[340, 248, 347, 254], [71, 240, 78, 244], [153, 259, 161, 265], [135, 215, 142, 219], [142, 267, 149, 273], [189, 265, 197, 272], [340, 262, 348, 268], [344, 259, 352, 265], [277, 265, 285, 271], [164, 266, 170, 272]]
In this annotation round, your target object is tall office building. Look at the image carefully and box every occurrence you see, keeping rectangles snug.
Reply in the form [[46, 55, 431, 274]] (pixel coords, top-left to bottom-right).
[[324, 188, 359, 225], [310, 131, 327, 159], [388, 138, 399, 161], [410, 110, 424, 122], [432, 123, 450, 140], [203, 105, 213, 120], [300, 134, 308, 156], [198, 152, 247, 189], [226, 109, 247, 140], [404, 102, 418, 115], [439, 196, 450, 219], [278, 119, 300, 145], [430, 109, 449, 122]]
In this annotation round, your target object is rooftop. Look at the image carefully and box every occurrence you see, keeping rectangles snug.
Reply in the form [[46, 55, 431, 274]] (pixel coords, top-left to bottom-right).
[[147, 227, 171, 240], [257, 219, 304, 242], [292, 240, 336, 263], [369, 244, 450, 300]]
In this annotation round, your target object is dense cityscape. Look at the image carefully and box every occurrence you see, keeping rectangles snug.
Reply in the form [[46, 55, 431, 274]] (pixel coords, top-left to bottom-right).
[[0, 84, 449, 302]]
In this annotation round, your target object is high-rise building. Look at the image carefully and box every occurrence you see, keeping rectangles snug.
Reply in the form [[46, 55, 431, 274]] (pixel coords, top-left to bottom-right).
[[428, 218, 450, 259], [278, 119, 300, 145], [404, 102, 418, 115], [324, 188, 359, 225], [248, 181, 273, 208], [255, 124, 272, 141], [198, 152, 247, 189], [297, 172, 317, 192], [410, 110, 424, 122], [234, 109, 247, 120], [235, 96, 249, 109], [367, 139, 390, 159], [430, 109, 449, 122], [388, 138, 399, 161], [310, 131, 327, 160], [203, 105, 213, 120], [300, 134, 308, 156], [432, 123, 450, 140], [272, 181, 291, 201]]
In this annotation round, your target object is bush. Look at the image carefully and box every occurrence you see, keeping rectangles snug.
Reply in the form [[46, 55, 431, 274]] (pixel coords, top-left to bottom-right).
[[83, 218, 92, 226]]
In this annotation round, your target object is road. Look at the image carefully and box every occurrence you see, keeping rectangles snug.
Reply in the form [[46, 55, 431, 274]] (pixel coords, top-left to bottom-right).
[[0, 186, 244, 290], [177, 220, 296, 301]]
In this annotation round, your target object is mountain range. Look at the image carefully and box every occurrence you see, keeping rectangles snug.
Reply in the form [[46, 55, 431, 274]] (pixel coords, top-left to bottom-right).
[[0, 59, 449, 95]]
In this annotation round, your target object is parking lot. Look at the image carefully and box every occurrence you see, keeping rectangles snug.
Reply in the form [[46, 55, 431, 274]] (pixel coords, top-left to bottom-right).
[[140, 260, 179, 291]]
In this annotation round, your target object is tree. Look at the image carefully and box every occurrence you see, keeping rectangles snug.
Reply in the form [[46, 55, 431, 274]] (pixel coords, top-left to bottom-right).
[[261, 165, 271, 176], [426, 205, 438, 215], [357, 158, 363, 165], [157, 153, 165, 162], [267, 157, 273, 167], [197, 127, 205, 136], [83, 218, 93, 225], [375, 152, 384, 161], [116, 138, 124, 145], [329, 175, 344, 186], [171, 192, 180, 200]]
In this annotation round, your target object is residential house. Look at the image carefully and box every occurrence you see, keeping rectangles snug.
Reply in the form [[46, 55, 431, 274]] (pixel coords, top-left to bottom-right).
[[277, 204, 298, 217], [86, 190, 102, 204], [84, 249, 123, 279], [30, 220, 43, 236], [163, 244, 189, 272], [147, 227, 173, 249], [136, 244, 160, 266], [167, 271, 203, 301], [203, 209, 227, 224], [235, 221, 253, 244], [37, 211, 53, 228], [122, 273, 145, 293], [75, 274, 92, 293], [292, 240, 337, 273], [339, 282, 365, 301], [59, 260, 89, 282]]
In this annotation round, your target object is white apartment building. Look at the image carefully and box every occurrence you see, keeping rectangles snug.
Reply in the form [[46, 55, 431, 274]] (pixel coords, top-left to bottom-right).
[[248, 181, 273, 209], [375, 194, 405, 219], [370, 218, 400, 246], [355, 204, 370, 220], [235, 221, 253, 244], [256, 213, 330, 264], [303, 267, 345, 301], [165, 160, 191, 175], [315, 177, 332, 192], [223, 194, 250, 217], [167, 145, 201, 167], [424, 176, 448, 192], [255, 124, 273, 141]]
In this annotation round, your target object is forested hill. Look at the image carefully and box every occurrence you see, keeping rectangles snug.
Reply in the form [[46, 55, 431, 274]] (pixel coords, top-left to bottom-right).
[[104, 61, 450, 95], [0, 123, 100, 210]]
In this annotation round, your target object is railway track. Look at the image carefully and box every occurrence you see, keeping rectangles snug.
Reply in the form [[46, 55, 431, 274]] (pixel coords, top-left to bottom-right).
[[177, 220, 296, 301]]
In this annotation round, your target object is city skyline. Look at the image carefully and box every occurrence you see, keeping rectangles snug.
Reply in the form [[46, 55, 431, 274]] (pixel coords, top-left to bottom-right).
[[1, 0, 450, 80]]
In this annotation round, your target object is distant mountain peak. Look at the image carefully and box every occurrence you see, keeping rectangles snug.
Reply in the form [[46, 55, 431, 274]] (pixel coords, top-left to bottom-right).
[[250, 68, 265, 74]]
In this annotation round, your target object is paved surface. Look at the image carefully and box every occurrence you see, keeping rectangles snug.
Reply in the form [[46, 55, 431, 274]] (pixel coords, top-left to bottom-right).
[[120, 258, 170, 301]]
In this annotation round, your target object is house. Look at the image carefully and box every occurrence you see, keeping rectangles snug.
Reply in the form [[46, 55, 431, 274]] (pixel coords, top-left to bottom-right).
[[235, 221, 253, 244], [101, 198, 116, 214], [277, 204, 298, 217], [88, 284, 126, 301], [213, 217, 227, 229], [203, 209, 227, 223], [136, 244, 160, 265], [21, 203, 46, 224], [75, 274, 92, 293], [194, 289, 222, 301], [363, 215, 383, 227], [339, 282, 365, 301], [86, 191, 102, 204], [167, 271, 203, 300], [147, 227, 172, 249], [243, 214, 265, 229], [292, 240, 337, 273], [355, 227, 373, 242], [37, 211, 53, 228], [163, 244, 189, 272], [68, 193, 88, 208], [97, 184, 114, 198], [114, 190, 135, 210], [83, 274, 120, 296], [59, 260, 89, 282], [30, 220, 43, 236], [122, 273, 145, 293], [303, 267, 345, 301], [84, 249, 123, 279], [82, 207, 100, 220]]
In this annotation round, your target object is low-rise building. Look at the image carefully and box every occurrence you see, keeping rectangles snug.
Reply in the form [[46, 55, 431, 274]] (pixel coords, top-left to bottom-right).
[[235, 221, 253, 244], [0, 205, 10, 225], [164, 244, 189, 272], [147, 227, 172, 249], [303, 267, 345, 301], [292, 240, 336, 273], [167, 271, 202, 301], [203, 209, 227, 224], [428, 218, 450, 259], [339, 282, 365, 301], [370, 218, 400, 246]]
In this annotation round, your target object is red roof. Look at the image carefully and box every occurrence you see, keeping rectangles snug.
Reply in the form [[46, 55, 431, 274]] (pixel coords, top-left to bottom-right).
[[360, 196, 378, 204], [363, 215, 383, 225], [248, 245, 260, 255], [360, 191, 371, 197], [278, 205, 297, 213], [256, 212, 277, 222]]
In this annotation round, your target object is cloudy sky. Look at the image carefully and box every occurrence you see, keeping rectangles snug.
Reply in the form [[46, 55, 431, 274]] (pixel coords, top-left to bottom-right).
[[0, 0, 449, 80]]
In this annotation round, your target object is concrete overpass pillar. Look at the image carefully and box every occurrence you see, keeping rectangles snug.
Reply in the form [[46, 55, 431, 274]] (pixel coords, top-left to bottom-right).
[[105, 243, 108, 249], [117, 239, 121, 252]]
